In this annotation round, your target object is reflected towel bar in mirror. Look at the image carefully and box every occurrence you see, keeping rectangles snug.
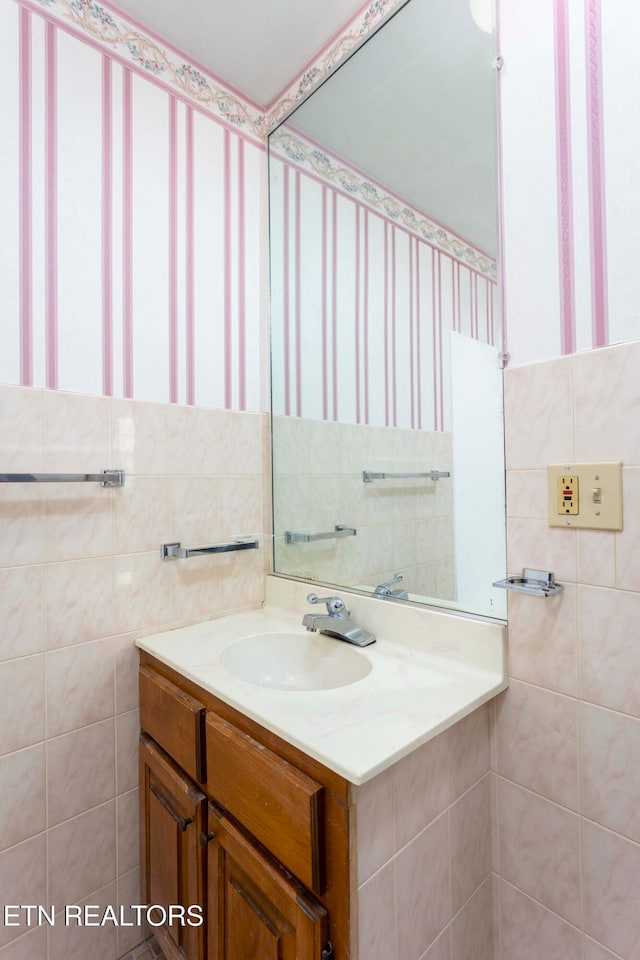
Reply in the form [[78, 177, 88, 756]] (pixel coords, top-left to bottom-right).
[[285, 525, 357, 544], [161, 539, 260, 560], [0, 469, 125, 487], [493, 568, 564, 598], [362, 470, 451, 483]]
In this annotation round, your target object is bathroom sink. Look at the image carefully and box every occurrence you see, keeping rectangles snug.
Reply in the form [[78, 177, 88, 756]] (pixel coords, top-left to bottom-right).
[[219, 632, 372, 691]]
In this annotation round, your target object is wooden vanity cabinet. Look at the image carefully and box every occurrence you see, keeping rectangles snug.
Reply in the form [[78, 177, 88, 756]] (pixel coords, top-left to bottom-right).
[[139, 654, 351, 960], [139, 734, 207, 960], [205, 801, 328, 960]]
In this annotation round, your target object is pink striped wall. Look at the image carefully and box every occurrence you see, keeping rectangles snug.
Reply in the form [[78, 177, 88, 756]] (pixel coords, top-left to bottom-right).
[[501, 0, 640, 365], [270, 154, 497, 433], [1, 0, 265, 412]]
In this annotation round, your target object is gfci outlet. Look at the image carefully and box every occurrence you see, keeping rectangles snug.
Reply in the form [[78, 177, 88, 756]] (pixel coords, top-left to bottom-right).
[[547, 462, 623, 530]]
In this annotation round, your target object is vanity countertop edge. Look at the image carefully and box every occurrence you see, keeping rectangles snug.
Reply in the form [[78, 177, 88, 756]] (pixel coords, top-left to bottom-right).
[[136, 576, 507, 785]]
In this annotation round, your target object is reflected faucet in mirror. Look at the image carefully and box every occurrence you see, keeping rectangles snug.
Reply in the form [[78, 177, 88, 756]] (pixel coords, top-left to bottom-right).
[[302, 593, 376, 647], [374, 574, 409, 600]]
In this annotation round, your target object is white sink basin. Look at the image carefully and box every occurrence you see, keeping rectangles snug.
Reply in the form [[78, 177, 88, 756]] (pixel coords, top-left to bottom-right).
[[219, 632, 372, 691]]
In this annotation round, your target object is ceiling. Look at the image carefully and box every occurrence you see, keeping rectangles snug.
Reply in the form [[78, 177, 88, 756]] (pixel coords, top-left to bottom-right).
[[110, 0, 368, 106]]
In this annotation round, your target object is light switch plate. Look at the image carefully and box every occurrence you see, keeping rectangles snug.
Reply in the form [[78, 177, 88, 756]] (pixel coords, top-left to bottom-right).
[[547, 462, 622, 530]]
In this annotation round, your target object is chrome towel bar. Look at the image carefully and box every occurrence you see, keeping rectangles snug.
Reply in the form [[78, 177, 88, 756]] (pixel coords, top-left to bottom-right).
[[0, 469, 125, 487], [285, 525, 356, 544], [161, 539, 259, 560], [362, 470, 450, 483]]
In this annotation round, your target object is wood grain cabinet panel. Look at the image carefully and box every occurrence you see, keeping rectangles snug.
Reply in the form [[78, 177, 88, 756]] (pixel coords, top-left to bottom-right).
[[140, 734, 207, 960], [206, 802, 328, 960], [205, 712, 325, 894], [140, 665, 206, 784]]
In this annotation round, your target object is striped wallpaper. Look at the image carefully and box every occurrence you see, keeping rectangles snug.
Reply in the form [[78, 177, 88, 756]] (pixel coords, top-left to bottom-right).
[[501, 0, 640, 365], [270, 141, 497, 433], [2, 0, 639, 411], [0, 0, 266, 411]]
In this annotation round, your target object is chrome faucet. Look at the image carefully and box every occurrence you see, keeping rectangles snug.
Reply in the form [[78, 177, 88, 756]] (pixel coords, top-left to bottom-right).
[[302, 593, 376, 647], [373, 573, 409, 600]]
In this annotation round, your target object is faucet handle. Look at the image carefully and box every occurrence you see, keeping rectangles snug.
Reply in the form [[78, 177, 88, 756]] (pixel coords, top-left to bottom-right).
[[378, 573, 404, 590], [306, 593, 350, 616]]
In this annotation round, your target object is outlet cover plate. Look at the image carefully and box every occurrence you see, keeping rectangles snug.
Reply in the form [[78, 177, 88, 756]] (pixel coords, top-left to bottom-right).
[[547, 462, 622, 530]]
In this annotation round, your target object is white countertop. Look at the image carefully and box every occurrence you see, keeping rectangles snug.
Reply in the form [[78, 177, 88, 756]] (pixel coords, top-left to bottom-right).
[[136, 577, 507, 785]]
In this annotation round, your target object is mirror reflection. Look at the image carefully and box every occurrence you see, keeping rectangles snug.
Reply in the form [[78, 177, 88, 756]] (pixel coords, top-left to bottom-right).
[[268, 0, 507, 619]]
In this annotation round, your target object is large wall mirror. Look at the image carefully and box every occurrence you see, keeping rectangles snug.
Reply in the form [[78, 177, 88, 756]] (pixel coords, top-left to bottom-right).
[[268, 0, 507, 620]]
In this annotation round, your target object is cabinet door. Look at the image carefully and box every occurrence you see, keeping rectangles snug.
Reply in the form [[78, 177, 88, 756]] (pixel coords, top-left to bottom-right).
[[140, 734, 207, 960], [206, 802, 329, 960]]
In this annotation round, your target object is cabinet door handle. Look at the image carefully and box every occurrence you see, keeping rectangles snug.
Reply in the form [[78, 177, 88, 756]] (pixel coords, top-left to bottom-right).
[[150, 784, 194, 833], [199, 831, 216, 848], [321, 944, 334, 960]]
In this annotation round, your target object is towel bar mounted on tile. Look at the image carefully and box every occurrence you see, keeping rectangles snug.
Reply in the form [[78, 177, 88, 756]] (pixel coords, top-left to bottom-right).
[[0, 469, 125, 487], [493, 568, 564, 598], [362, 470, 450, 483], [161, 539, 259, 560], [285, 525, 356, 544]]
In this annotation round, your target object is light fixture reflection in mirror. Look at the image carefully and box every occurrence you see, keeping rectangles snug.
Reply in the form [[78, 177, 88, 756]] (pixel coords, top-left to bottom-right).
[[268, 0, 506, 620]]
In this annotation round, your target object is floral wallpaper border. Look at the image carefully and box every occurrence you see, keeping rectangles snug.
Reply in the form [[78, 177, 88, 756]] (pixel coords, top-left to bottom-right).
[[271, 129, 497, 279], [28, 0, 405, 141]]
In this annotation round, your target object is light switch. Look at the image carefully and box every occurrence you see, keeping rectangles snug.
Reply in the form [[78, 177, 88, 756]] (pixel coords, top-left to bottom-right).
[[548, 462, 622, 530]]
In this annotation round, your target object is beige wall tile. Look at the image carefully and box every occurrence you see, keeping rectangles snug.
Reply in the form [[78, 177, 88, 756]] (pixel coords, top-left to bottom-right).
[[115, 635, 140, 715], [450, 877, 493, 960], [0, 486, 43, 568], [506, 470, 548, 519], [47, 720, 116, 827], [581, 703, 640, 843], [358, 861, 398, 960], [507, 517, 576, 584], [46, 639, 114, 738], [583, 819, 640, 958], [579, 585, 640, 715], [0, 565, 44, 660], [396, 812, 450, 960], [447, 702, 490, 800], [583, 937, 623, 960], [0, 835, 47, 948], [44, 485, 114, 563], [112, 398, 172, 476], [418, 928, 451, 960], [498, 778, 581, 925], [0, 385, 43, 472], [507, 584, 578, 696], [42, 391, 111, 474], [615, 468, 640, 591], [449, 776, 492, 913], [44, 558, 114, 649], [355, 767, 394, 885], [116, 868, 146, 957], [47, 801, 116, 906], [48, 881, 117, 960], [114, 553, 173, 634], [393, 731, 448, 850], [117, 789, 140, 878], [0, 656, 45, 756], [504, 358, 574, 471], [113, 477, 173, 555], [496, 680, 579, 810], [576, 530, 616, 588], [499, 880, 581, 960], [0, 927, 47, 959], [116, 710, 140, 795], [572, 340, 640, 466], [0, 744, 46, 851]]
